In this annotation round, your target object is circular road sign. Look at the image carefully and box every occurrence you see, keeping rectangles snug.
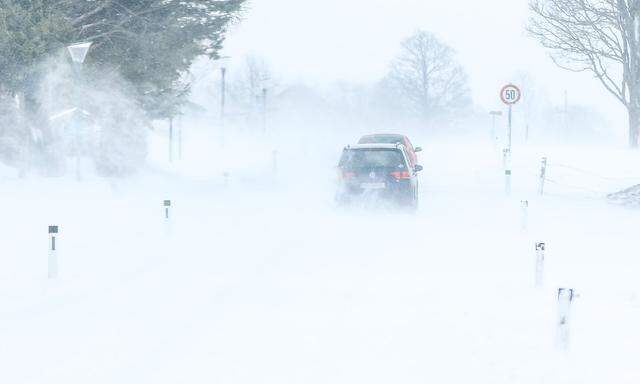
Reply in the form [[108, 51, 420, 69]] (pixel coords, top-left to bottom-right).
[[500, 84, 521, 105]]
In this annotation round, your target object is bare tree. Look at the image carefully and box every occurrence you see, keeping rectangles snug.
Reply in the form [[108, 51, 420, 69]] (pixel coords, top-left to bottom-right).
[[384, 30, 471, 119], [529, 0, 640, 147], [229, 55, 277, 111]]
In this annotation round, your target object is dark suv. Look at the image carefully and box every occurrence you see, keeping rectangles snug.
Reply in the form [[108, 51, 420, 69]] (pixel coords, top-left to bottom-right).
[[336, 143, 423, 209]]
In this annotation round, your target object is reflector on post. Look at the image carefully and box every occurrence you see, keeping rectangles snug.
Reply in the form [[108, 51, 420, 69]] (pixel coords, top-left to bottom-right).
[[67, 42, 93, 64]]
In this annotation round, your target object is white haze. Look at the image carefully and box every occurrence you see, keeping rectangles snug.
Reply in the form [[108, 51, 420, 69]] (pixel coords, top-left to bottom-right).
[[224, 0, 627, 138], [3, 1, 640, 383]]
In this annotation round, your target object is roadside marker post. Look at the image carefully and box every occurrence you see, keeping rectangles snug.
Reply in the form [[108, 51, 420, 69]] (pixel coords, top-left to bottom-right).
[[163, 200, 173, 236], [535, 242, 545, 287], [504, 149, 512, 196], [48, 226, 59, 279], [556, 288, 575, 350], [539, 157, 548, 196], [502, 148, 509, 169], [272, 150, 278, 179], [223, 172, 230, 187], [164, 200, 171, 220], [521, 200, 529, 231]]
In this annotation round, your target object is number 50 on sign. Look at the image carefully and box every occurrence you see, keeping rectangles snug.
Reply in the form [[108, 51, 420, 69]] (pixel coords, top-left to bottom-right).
[[500, 84, 521, 105]]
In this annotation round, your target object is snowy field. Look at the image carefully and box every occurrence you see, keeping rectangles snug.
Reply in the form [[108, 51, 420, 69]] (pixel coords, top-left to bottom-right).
[[2, 128, 640, 383]]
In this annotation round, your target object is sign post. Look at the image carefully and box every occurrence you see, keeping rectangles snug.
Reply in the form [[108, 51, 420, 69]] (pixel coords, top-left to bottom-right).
[[535, 242, 545, 287], [499, 84, 521, 196], [539, 157, 548, 196], [500, 84, 521, 152], [164, 200, 171, 220], [556, 288, 575, 350]]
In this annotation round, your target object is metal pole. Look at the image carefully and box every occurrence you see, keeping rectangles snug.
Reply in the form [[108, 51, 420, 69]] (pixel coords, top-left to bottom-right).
[[508, 104, 513, 152], [220, 67, 227, 128], [169, 117, 174, 163]]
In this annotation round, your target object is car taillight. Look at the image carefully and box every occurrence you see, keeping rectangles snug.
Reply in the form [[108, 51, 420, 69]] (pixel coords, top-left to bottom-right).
[[390, 170, 411, 179], [341, 171, 355, 179]]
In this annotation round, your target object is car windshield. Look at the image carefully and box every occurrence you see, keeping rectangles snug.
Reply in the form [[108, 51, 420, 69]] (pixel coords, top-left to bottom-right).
[[358, 135, 404, 145], [339, 148, 405, 168]]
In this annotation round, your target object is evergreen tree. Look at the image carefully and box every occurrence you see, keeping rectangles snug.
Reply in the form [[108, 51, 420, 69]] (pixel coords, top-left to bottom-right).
[[0, 0, 245, 118]]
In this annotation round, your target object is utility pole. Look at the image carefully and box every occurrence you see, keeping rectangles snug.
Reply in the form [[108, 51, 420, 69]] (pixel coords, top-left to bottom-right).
[[508, 104, 513, 151]]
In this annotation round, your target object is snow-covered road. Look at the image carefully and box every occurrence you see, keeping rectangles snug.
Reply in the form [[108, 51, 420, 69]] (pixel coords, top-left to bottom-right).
[[2, 136, 640, 383]]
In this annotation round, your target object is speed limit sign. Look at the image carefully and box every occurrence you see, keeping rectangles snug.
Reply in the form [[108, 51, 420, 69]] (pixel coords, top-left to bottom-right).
[[500, 84, 521, 105]]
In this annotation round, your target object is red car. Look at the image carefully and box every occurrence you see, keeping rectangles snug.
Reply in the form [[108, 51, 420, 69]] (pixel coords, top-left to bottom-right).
[[357, 134, 422, 166]]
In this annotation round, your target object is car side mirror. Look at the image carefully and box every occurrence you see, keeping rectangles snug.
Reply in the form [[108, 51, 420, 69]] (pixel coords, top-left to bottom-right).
[[415, 165, 423, 172], [414, 147, 422, 153]]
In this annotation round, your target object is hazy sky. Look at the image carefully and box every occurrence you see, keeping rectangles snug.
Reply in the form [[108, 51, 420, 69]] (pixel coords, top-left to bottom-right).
[[223, 0, 626, 127]]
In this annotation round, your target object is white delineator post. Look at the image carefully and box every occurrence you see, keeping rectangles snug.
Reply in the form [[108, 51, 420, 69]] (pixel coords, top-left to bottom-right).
[[48, 226, 59, 279], [163, 200, 172, 236], [539, 157, 547, 196], [521, 200, 529, 230], [502, 148, 509, 169], [504, 149, 512, 196], [164, 200, 171, 220], [556, 287, 575, 350], [223, 172, 230, 186], [272, 150, 278, 179], [535, 242, 545, 287]]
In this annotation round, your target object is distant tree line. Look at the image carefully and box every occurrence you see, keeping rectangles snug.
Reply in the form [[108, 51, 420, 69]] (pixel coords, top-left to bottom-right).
[[219, 30, 473, 134]]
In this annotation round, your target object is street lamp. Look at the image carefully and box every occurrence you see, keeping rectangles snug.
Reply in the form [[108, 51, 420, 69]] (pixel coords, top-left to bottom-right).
[[67, 42, 93, 65], [66, 41, 92, 180], [216, 57, 230, 129]]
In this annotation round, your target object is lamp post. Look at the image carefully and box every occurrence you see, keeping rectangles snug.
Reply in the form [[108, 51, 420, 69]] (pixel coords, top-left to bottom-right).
[[66, 42, 92, 180], [220, 66, 227, 128]]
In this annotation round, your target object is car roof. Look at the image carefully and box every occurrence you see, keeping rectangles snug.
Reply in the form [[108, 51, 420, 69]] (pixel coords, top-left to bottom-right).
[[360, 133, 406, 139], [346, 143, 404, 150]]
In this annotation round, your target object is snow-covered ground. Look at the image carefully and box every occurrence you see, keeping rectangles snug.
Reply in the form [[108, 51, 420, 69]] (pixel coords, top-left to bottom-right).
[[2, 127, 640, 383]]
